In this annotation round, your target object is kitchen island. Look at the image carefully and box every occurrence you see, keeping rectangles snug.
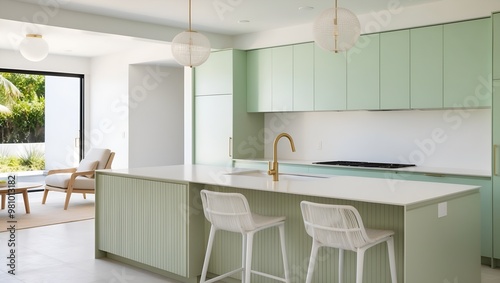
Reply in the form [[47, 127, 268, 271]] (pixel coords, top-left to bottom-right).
[[95, 165, 480, 283]]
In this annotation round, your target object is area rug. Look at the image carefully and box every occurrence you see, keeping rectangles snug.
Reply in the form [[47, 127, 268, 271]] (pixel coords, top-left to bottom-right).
[[0, 191, 94, 232]]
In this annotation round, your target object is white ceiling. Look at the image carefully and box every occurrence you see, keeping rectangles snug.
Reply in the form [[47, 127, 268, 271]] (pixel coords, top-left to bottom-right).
[[0, 0, 441, 58]]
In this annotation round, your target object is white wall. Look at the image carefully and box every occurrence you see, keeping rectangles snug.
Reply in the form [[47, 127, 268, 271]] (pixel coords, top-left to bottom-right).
[[263, 109, 491, 171], [88, 54, 129, 169], [128, 64, 184, 168], [88, 42, 176, 169]]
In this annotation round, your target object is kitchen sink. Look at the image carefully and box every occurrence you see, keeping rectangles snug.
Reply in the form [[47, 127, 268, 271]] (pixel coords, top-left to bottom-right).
[[225, 170, 330, 181], [313, 160, 415, 169]]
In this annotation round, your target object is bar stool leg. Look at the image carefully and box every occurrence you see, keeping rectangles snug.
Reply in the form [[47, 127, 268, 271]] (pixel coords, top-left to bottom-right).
[[241, 234, 247, 283], [200, 226, 217, 283], [305, 241, 320, 283], [278, 224, 290, 282], [387, 237, 398, 283], [356, 248, 366, 283], [244, 232, 255, 283], [339, 249, 344, 283]]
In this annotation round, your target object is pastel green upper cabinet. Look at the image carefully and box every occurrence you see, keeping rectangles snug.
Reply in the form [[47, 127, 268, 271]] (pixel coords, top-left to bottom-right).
[[194, 50, 232, 95], [410, 25, 443, 109], [314, 44, 347, 111], [444, 18, 492, 108], [293, 43, 314, 111], [494, 13, 500, 80], [380, 30, 410, 109], [247, 44, 312, 112], [272, 46, 293, 111], [247, 48, 272, 112], [347, 34, 380, 110]]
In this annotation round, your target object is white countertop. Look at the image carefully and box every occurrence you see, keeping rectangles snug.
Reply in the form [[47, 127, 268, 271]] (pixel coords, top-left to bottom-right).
[[99, 165, 480, 207]]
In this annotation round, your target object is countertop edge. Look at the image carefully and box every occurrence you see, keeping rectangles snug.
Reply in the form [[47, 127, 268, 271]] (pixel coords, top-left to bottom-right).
[[96, 165, 480, 208]]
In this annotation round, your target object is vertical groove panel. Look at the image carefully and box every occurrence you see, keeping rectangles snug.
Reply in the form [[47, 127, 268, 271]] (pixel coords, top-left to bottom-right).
[[205, 186, 404, 283], [97, 175, 188, 276]]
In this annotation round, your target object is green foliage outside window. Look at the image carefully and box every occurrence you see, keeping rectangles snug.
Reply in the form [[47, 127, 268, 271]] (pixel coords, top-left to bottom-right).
[[0, 73, 45, 143], [0, 72, 45, 172], [0, 146, 45, 172]]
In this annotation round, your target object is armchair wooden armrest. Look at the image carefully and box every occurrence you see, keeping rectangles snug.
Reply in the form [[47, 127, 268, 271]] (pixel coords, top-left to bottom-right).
[[47, 168, 77, 175], [69, 170, 95, 182]]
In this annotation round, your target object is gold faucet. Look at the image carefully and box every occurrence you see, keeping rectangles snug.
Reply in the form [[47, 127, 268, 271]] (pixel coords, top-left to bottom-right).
[[268, 133, 296, 181]]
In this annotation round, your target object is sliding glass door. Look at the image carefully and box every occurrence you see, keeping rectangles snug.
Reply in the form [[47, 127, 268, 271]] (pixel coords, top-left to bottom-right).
[[45, 75, 83, 170]]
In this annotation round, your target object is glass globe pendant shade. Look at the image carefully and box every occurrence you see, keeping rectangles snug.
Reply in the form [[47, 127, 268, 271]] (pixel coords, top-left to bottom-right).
[[313, 7, 361, 53], [171, 30, 211, 67], [19, 34, 49, 62]]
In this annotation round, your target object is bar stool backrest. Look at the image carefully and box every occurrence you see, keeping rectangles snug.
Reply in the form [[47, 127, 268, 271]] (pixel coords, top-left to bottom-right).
[[201, 190, 256, 233], [300, 201, 370, 252]]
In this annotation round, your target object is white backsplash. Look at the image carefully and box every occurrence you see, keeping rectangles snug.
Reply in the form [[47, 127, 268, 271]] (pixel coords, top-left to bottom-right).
[[264, 109, 491, 171]]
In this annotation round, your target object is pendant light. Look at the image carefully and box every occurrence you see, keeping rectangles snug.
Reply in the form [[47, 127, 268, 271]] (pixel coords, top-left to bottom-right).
[[313, 0, 360, 53], [19, 34, 49, 62], [171, 0, 211, 67]]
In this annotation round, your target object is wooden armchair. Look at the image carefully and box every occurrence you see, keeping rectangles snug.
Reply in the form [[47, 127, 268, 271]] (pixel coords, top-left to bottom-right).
[[42, 148, 115, 210]]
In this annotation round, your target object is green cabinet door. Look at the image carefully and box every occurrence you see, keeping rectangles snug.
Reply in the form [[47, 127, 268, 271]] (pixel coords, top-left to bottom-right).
[[314, 44, 347, 110], [347, 34, 380, 110], [247, 48, 272, 112], [444, 18, 492, 108], [194, 50, 232, 95], [410, 25, 443, 109], [272, 46, 293, 111], [494, 13, 500, 80], [493, 83, 500, 260], [380, 30, 410, 109], [293, 43, 314, 111]]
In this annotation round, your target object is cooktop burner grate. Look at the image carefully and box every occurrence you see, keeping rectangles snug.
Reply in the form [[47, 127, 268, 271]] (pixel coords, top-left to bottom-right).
[[313, 161, 416, 169]]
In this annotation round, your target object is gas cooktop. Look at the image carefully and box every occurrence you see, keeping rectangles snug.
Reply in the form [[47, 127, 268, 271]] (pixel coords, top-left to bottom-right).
[[312, 160, 416, 169]]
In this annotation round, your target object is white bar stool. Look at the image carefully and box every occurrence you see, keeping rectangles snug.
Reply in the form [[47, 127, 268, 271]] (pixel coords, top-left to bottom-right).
[[300, 201, 397, 283], [200, 190, 290, 283]]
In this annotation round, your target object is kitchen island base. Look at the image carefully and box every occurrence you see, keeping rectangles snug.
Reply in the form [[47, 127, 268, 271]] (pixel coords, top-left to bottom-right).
[[95, 166, 481, 283]]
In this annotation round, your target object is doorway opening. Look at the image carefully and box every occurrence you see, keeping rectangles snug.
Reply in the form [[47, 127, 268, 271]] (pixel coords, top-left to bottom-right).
[[0, 69, 84, 178]]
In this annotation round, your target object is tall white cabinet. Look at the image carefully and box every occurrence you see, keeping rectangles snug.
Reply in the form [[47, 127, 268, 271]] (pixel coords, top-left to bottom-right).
[[194, 49, 264, 166]]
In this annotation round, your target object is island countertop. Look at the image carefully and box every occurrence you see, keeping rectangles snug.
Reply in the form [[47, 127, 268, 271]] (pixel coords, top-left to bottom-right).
[[99, 164, 479, 207]]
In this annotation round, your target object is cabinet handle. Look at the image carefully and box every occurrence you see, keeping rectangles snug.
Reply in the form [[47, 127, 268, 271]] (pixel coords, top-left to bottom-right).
[[229, 137, 233, 158], [495, 145, 498, 176]]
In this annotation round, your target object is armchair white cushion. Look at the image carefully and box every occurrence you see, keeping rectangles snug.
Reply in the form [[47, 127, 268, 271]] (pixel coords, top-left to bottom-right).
[[45, 174, 95, 190], [76, 160, 98, 177], [43, 148, 115, 210]]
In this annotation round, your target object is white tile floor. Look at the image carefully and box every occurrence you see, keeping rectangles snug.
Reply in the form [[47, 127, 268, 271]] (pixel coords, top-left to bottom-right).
[[1, 191, 500, 283], [0, 220, 180, 283]]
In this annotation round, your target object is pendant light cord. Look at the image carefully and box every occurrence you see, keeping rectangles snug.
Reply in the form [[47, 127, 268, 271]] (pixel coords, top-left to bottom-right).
[[334, 0, 338, 53], [188, 0, 192, 32]]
